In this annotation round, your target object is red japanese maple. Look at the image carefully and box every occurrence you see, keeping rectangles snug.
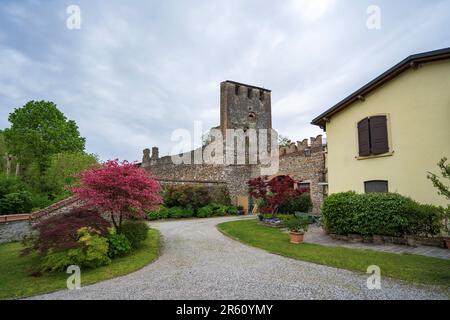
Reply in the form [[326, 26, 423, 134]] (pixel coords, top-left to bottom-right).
[[248, 175, 309, 217], [73, 160, 162, 230]]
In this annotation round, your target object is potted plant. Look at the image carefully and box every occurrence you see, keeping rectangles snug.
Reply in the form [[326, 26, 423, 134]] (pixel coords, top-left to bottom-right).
[[285, 216, 309, 244]]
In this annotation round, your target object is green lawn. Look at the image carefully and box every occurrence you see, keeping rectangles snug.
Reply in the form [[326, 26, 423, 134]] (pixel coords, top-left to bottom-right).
[[218, 219, 450, 289], [0, 229, 160, 300]]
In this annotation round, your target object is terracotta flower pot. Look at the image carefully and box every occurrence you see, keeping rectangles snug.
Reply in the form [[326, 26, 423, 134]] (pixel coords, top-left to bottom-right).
[[289, 231, 304, 244]]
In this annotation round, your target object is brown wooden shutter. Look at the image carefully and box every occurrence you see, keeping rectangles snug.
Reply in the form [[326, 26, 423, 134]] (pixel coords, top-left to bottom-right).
[[369, 115, 389, 155], [357, 118, 371, 156]]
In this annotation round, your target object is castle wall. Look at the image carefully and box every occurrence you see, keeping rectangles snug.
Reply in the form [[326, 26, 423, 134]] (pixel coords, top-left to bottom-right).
[[278, 135, 327, 213]]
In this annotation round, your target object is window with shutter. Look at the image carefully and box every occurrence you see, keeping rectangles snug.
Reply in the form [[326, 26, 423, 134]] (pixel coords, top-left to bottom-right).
[[357, 118, 371, 156], [364, 180, 388, 193], [369, 115, 389, 155]]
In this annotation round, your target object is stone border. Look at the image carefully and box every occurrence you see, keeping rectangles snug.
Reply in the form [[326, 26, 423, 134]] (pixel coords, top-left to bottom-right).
[[329, 233, 446, 248]]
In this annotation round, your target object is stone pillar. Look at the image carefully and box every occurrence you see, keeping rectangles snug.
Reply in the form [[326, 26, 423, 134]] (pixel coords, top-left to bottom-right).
[[151, 147, 159, 160], [142, 149, 151, 167]]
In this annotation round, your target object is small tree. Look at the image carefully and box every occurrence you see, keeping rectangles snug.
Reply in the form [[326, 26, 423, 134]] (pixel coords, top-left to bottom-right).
[[427, 157, 450, 200], [73, 160, 162, 230], [427, 157, 450, 235], [248, 175, 309, 217]]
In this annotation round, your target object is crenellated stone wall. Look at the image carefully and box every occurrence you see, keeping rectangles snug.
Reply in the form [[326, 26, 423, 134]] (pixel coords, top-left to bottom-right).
[[142, 134, 326, 212], [278, 135, 327, 213]]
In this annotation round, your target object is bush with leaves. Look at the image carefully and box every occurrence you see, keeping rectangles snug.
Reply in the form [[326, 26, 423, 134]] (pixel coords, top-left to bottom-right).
[[278, 193, 313, 214], [248, 175, 310, 217], [0, 191, 33, 215], [209, 186, 232, 206], [26, 207, 111, 256], [168, 206, 195, 219], [120, 220, 149, 249], [322, 192, 444, 237], [196, 205, 214, 218], [163, 185, 210, 210], [0, 173, 33, 215], [108, 231, 132, 258], [40, 227, 111, 272]]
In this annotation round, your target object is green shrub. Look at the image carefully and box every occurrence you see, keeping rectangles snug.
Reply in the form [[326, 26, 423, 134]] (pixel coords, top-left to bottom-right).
[[0, 191, 33, 215], [29, 193, 54, 212], [158, 206, 170, 219], [278, 193, 313, 214], [209, 186, 232, 206], [120, 220, 149, 248], [227, 206, 239, 215], [146, 209, 160, 220], [167, 206, 194, 219], [0, 174, 33, 215], [41, 227, 111, 272], [322, 192, 444, 237], [108, 231, 132, 258], [284, 216, 309, 233], [197, 205, 214, 218], [163, 185, 210, 209], [408, 203, 444, 236], [146, 205, 168, 220], [211, 204, 228, 216]]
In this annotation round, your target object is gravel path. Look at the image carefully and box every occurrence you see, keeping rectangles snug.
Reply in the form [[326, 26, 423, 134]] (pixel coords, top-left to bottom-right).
[[30, 216, 448, 300]]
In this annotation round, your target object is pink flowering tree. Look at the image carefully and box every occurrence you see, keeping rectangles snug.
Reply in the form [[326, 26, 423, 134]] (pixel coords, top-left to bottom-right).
[[73, 160, 162, 230]]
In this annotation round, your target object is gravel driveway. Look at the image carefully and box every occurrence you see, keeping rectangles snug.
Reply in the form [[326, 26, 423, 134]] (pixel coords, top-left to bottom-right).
[[31, 216, 448, 300]]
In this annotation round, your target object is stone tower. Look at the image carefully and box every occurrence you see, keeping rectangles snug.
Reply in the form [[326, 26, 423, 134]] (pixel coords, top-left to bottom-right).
[[219, 81, 273, 211], [220, 80, 272, 136]]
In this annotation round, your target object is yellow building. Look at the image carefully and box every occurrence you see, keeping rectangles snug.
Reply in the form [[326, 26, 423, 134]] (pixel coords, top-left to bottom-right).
[[312, 48, 450, 207]]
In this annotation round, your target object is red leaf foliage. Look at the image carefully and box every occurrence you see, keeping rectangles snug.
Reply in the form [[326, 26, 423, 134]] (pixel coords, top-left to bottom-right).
[[30, 208, 111, 255], [248, 175, 310, 215], [72, 160, 163, 228]]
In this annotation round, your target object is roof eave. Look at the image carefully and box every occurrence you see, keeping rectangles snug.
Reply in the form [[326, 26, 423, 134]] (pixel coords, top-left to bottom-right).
[[311, 47, 450, 127]]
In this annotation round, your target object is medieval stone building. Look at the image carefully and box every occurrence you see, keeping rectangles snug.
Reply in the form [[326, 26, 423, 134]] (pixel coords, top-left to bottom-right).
[[141, 81, 327, 213]]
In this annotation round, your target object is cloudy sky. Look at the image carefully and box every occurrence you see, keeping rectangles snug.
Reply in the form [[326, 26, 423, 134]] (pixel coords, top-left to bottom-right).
[[1, 0, 449, 161]]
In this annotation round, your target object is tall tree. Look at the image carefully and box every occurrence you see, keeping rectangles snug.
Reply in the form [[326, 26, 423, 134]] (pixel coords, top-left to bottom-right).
[[3, 101, 86, 174]]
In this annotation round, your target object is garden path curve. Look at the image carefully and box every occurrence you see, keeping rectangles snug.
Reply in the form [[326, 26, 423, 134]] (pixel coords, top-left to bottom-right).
[[30, 216, 448, 300]]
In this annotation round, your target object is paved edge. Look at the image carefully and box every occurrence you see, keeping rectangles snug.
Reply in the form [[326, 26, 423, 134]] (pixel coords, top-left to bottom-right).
[[216, 220, 450, 294]]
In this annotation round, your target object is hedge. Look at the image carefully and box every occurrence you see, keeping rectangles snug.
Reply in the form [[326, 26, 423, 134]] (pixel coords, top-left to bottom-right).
[[146, 204, 239, 220], [322, 192, 444, 237]]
